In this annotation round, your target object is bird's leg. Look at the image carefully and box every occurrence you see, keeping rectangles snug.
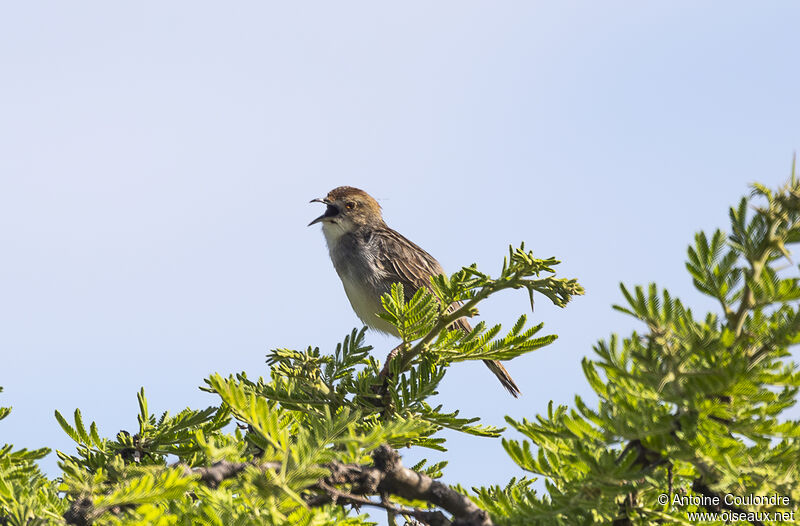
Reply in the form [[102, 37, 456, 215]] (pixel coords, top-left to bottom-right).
[[371, 343, 407, 418], [379, 343, 404, 378]]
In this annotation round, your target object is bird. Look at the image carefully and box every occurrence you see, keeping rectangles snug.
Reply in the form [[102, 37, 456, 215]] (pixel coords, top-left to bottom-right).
[[308, 186, 521, 397]]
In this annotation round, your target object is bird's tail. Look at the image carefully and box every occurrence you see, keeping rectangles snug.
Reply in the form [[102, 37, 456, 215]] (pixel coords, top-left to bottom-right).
[[483, 359, 521, 398]]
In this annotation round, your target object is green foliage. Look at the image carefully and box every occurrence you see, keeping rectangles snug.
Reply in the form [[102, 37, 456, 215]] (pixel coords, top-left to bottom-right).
[[9, 170, 799, 525], [474, 169, 800, 524], [0, 388, 64, 525], [1, 243, 580, 525]]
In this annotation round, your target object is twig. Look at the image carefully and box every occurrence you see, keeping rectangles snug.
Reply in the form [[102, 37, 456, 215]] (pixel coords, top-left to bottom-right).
[[185, 459, 281, 488], [311, 480, 450, 526]]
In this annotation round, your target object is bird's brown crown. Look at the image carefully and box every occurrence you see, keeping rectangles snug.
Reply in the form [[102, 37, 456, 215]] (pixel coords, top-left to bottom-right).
[[326, 186, 382, 219]]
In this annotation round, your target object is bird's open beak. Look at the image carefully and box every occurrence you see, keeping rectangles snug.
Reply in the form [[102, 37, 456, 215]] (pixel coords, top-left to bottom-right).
[[308, 198, 334, 226]]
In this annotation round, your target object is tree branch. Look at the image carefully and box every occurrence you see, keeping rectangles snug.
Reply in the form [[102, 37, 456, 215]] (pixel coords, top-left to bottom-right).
[[185, 459, 281, 488], [314, 445, 493, 526], [63, 446, 493, 526], [310, 480, 451, 526]]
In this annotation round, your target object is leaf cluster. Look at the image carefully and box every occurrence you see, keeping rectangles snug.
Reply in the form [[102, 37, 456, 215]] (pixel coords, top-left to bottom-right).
[[474, 167, 800, 525], [0, 387, 62, 526], [1, 245, 581, 525]]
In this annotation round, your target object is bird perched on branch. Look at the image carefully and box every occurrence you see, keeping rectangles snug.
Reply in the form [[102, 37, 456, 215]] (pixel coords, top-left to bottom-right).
[[309, 186, 520, 397]]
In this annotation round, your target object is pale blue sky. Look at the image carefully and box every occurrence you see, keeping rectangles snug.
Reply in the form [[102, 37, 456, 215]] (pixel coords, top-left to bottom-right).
[[1, 1, 799, 517]]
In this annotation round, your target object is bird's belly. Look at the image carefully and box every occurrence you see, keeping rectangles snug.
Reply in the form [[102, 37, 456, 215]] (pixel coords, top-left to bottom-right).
[[339, 274, 398, 335]]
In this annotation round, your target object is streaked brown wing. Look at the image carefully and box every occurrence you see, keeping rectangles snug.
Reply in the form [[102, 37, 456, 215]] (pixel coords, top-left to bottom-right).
[[370, 227, 446, 298], [370, 227, 471, 332], [370, 227, 520, 397]]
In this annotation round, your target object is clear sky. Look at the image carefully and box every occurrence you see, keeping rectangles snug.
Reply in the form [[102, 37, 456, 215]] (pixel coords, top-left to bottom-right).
[[1, 1, 799, 519]]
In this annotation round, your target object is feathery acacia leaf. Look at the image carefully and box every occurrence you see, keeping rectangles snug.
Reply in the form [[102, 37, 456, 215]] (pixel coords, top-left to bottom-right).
[[13, 173, 800, 525]]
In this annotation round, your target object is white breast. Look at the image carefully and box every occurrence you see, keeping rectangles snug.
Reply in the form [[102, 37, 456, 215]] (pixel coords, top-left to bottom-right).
[[321, 222, 399, 335], [339, 273, 398, 335]]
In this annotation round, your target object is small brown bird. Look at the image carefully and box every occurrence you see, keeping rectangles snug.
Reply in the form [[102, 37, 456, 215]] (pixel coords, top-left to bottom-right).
[[309, 186, 520, 397]]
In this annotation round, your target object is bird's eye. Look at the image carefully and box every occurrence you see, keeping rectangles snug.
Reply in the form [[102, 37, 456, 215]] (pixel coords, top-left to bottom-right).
[[346, 201, 356, 210]]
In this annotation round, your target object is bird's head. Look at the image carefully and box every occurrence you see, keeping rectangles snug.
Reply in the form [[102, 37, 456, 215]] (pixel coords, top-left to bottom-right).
[[308, 187, 384, 238]]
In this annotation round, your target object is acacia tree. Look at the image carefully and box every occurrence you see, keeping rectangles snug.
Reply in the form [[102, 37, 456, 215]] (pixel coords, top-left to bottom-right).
[[474, 170, 800, 525], [1, 169, 799, 525], [1, 244, 582, 526]]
